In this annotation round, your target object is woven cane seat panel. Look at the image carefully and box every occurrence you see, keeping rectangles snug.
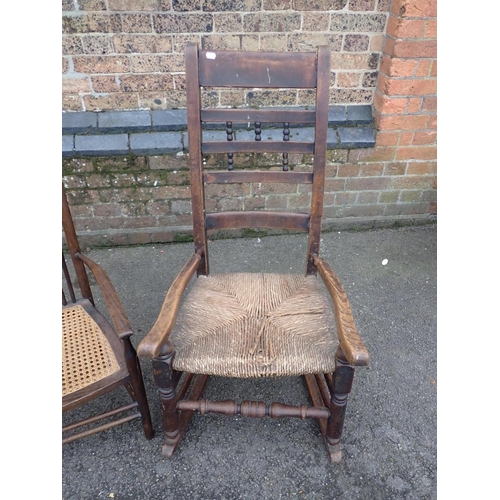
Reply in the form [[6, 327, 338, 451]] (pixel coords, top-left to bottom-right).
[[170, 273, 339, 377], [62, 305, 121, 397]]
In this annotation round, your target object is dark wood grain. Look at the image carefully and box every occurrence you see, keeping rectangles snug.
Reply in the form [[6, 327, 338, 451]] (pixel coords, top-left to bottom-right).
[[186, 43, 209, 275], [137, 252, 201, 359], [313, 254, 370, 366], [199, 49, 317, 88], [201, 108, 316, 124], [205, 211, 309, 231], [306, 45, 331, 276]]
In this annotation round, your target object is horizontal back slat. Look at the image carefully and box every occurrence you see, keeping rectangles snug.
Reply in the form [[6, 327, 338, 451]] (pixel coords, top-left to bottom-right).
[[202, 141, 314, 154], [206, 211, 310, 231], [199, 50, 318, 88], [201, 109, 316, 124], [204, 171, 313, 184]]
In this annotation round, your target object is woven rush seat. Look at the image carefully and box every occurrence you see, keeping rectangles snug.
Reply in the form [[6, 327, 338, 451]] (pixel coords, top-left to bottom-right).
[[62, 302, 121, 397], [170, 273, 339, 377]]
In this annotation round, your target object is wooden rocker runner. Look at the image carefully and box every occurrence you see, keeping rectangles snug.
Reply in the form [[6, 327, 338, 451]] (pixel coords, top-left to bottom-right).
[[138, 44, 369, 462]]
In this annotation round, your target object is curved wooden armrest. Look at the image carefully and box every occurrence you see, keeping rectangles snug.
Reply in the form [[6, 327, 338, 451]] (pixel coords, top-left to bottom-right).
[[138, 252, 202, 360], [312, 254, 370, 367], [76, 253, 133, 338]]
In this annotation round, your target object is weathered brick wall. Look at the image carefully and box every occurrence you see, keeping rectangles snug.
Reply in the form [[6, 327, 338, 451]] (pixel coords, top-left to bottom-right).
[[62, 0, 437, 246], [62, 0, 390, 111], [372, 0, 437, 213]]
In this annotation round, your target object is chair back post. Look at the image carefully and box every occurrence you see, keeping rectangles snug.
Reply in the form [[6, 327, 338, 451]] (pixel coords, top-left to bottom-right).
[[306, 45, 330, 276], [184, 43, 331, 277], [62, 184, 94, 302], [186, 43, 209, 276]]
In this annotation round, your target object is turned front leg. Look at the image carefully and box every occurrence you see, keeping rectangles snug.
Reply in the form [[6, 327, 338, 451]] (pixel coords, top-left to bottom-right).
[[152, 343, 180, 448], [326, 346, 355, 462]]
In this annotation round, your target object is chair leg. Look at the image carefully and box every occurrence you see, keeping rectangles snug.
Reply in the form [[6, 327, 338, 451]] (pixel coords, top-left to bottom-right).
[[325, 346, 355, 463], [123, 336, 155, 440], [152, 346, 181, 458]]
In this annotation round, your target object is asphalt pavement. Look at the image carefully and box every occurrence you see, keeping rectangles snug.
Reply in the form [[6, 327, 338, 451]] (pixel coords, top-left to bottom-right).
[[62, 224, 437, 500]]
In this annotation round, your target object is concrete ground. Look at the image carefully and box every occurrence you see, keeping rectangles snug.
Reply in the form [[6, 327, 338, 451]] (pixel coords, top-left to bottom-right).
[[62, 224, 437, 500]]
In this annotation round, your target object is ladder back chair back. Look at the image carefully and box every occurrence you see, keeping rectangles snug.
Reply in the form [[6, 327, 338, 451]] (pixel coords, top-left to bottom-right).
[[138, 44, 369, 462], [62, 184, 154, 444]]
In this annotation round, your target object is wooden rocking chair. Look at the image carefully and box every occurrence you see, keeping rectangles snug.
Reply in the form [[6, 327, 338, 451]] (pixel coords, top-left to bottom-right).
[[62, 185, 154, 444], [138, 44, 369, 462]]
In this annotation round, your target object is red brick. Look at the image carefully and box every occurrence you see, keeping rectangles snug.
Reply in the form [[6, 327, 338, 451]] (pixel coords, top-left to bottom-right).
[[325, 164, 339, 177], [265, 196, 288, 210], [337, 164, 360, 177], [412, 131, 436, 145], [387, 16, 425, 38], [407, 97, 421, 113], [349, 147, 396, 162], [324, 178, 346, 191], [345, 177, 392, 191], [399, 131, 413, 145], [375, 131, 400, 146], [376, 114, 430, 131], [357, 191, 381, 204], [360, 163, 384, 176], [380, 55, 417, 77], [430, 59, 437, 77], [407, 161, 431, 174], [416, 59, 432, 77], [424, 19, 437, 38], [390, 175, 435, 190], [374, 91, 407, 114], [390, 40, 437, 58], [333, 192, 357, 205], [390, 0, 437, 18], [384, 162, 407, 175], [94, 203, 121, 217], [378, 74, 437, 96], [395, 146, 437, 161], [422, 96, 437, 112]]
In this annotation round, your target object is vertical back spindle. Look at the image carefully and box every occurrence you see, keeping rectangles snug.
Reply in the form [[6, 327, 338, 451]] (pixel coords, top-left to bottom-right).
[[226, 121, 234, 170], [255, 122, 262, 141], [282, 122, 290, 171]]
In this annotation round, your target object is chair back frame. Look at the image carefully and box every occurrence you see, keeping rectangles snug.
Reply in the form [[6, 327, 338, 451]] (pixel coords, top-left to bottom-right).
[[185, 43, 331, 277]]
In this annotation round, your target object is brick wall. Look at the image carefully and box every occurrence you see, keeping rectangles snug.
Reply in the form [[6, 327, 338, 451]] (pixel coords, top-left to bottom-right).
[[62, 0, 437, 246], [62, 0, 390, 111]]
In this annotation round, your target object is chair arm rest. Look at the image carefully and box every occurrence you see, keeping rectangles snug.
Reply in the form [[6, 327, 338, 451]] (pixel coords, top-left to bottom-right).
[[76, 253, 133, 337], [312, 254, 370, 367], [137, 252, 201, 360]]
